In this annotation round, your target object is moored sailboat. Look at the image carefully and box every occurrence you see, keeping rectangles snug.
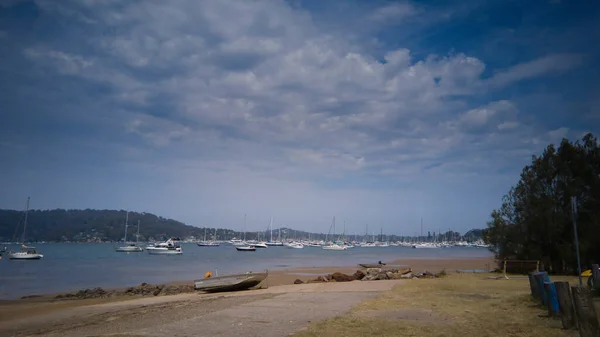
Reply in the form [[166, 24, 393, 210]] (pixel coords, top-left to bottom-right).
[[9, 197, 44, 260]]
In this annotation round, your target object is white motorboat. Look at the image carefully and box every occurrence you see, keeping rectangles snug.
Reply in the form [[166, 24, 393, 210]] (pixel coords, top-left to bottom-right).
[[286, 242, 304, 249], [236, 246, 256, 252], [253, 242, 268, 248], [147, 239, 182, 255], [9, 197, 44, 260]]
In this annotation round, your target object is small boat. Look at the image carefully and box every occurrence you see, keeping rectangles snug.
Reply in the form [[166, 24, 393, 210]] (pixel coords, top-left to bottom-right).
[[286, 242, 304, 249], [9, 197, 43, 260], [253, 242, 268, 248], [358, 261, 386, 269], [322, 244, 347, 251], [9, 245, 43, 260], [236, 246, 256, 252], [147, 239, 182, 255], [198, 228, 220, 246], [116, 244, 144, 252], [194, 271, 268, 292], [116, 215, 143, 252], [197, 241, 220, 247]]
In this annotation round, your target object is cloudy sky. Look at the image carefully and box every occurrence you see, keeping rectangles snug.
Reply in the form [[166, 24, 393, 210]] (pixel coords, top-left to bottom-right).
[[1, 0, 598, 235]]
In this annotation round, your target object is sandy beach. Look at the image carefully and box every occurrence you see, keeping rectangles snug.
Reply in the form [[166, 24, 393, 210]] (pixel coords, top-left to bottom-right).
[[0, 257, 494, 337]]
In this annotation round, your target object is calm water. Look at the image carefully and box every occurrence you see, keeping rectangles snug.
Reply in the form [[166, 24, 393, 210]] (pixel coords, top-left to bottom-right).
[[0, 243, 492, 299]]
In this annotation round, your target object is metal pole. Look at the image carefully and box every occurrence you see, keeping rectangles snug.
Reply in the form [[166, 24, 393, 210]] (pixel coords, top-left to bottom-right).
[[571, 196, 582, 286]]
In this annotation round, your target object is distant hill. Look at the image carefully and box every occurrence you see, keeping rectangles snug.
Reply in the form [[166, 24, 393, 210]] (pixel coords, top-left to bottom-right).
[[0, 209, 231, 242], [0, 208, 486, 243]]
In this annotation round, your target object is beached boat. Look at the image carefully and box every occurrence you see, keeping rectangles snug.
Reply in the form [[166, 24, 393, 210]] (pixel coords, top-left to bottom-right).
[[236, 246, 256, 252], [9, 197, 44, 260], [147, 239, 182, 255], [358, 261, 386, 269], [194, 271, 268, 292]]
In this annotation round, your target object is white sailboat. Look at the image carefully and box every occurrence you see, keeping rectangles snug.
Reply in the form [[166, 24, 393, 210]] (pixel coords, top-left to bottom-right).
[[236, 214, 256, 251], [322, 216, 347, 251], [198, 228, 220, 247], [9, 197, 44, 260], [116, 213, 143, 252], [265, 217, 283, 246]]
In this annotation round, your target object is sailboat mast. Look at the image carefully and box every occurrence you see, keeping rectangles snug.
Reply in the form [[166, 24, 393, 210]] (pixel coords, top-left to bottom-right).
[[21, 197, 30, 244], [244, 214, 246, 241], [270, 217, 273, 242], [124, 211, 129, 242], [136, 220, 140, 243]]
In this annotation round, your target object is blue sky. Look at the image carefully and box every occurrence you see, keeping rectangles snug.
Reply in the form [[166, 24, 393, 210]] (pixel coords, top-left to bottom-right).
[[0, 0, 598, 235]]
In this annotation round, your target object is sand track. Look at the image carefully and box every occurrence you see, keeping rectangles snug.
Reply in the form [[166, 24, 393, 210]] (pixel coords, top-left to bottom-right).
[[1, 280, 403, 337]]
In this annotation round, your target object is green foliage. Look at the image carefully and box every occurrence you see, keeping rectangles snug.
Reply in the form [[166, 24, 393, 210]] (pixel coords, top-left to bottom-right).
[[0, 209, 237, 242], [484, 133, 600, 274]]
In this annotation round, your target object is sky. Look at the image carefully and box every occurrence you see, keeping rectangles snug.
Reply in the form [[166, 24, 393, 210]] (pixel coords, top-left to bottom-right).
[[0, 0, 598, 236]]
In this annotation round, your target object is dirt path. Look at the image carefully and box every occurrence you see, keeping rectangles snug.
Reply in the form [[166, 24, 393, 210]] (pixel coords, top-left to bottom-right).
[[1, 280, 402, 337]]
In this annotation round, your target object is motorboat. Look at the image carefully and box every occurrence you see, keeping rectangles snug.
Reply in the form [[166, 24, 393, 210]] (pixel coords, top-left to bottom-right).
[[194, 270, 268, 292], [285, 242, 304, 249], [147, 239, 182, 255], [253, 242, 268, 249], [236, 245, 256, 252]]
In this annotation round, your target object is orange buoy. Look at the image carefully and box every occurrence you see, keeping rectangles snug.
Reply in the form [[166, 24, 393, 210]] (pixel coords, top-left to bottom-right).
[[204, 271, 212, 278]]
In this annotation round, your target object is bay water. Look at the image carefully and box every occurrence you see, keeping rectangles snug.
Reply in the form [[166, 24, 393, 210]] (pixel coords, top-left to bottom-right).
[[0, 243, 492, 299]]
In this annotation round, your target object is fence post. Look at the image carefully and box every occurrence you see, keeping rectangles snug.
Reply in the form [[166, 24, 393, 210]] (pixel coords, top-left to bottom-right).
[[529, 272, 540, 301], [591, 264, 600, 292], [533, 272, 548, 306], [543, 282, 560, 317], [554, 281, 576, 329], [571, 286, 600, 337]]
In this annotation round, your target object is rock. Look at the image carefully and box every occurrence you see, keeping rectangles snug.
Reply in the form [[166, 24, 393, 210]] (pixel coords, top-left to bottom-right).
[[377, 272, 389, 280], [400, 272, 413, 279], [294, 279, 304, 284], [330, 272, 354, 282], [352, 270, 366, 280], [366, 268, 382, 276], [399, 268, 412, 275], [385, 272, 394, 279], [434, 269, 447, 278]]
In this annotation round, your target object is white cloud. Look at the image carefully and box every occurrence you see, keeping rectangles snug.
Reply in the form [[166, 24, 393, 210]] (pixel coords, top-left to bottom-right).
[[486, 53, 585, 88], [5, 0, 589, 232]]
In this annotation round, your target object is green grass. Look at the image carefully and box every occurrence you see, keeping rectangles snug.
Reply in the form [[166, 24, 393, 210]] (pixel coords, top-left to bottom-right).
[[295, 273, 580, 337]]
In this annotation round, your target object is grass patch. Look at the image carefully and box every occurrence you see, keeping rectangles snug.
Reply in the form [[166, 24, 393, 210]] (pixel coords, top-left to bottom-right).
[[295, 273, 581, 337]]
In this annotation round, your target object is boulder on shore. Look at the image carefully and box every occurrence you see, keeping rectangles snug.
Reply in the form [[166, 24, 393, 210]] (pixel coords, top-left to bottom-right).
[[53, 283, 194, 300], [294, 279, 304, 284]]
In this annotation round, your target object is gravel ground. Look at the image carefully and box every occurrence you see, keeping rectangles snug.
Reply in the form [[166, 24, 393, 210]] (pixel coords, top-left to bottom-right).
[[1, 280, 403, 337]]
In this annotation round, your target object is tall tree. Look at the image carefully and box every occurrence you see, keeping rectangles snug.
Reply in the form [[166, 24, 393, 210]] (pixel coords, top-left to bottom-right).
[[484, 133, 600, 274]]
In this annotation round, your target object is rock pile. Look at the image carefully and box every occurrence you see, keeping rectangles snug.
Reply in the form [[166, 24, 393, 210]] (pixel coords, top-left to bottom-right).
[[53, 283, 194, 301], [292, 268, 447, 284]]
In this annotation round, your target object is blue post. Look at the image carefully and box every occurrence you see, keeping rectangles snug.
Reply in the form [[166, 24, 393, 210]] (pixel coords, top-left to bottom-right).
[[544, 281, 560, 316]]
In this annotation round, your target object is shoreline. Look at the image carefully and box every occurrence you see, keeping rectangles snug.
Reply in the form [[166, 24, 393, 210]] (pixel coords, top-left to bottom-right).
[[2, 256, 494, 304]]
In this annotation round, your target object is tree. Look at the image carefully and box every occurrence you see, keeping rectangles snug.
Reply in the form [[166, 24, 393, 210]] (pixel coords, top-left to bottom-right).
[[484, 133, 600, 274]]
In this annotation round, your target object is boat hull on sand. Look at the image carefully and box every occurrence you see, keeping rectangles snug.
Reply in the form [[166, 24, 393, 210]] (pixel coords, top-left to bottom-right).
[[194, 271, 268, 293]]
